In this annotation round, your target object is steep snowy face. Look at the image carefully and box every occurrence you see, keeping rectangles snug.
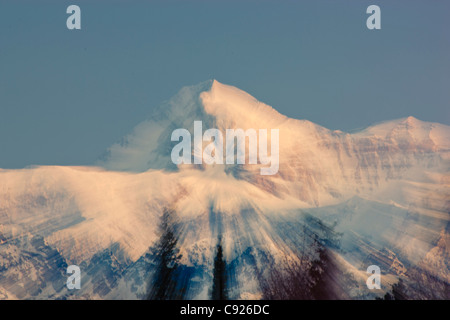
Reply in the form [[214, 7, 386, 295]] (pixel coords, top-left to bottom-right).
[[200, 80, 289, 130]]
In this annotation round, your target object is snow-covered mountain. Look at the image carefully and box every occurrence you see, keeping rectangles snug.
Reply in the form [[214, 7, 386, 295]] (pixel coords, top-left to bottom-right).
[[0, 80, 449, 300]]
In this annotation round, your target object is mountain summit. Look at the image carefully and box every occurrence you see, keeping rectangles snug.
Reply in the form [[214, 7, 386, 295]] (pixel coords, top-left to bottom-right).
[[99, 80, 288, 172], [0, 81, 449, 300], [100, 80, 450, 206]]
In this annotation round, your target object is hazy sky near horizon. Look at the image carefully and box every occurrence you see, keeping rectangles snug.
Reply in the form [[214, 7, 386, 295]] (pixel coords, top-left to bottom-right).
[[1, 0, 449, 168]]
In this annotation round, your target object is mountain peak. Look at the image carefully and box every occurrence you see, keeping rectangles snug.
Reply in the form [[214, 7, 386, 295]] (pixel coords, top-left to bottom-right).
[[403, 116, 421, 127], [99, 81, 450, 173], [405, 115, 418, 122]]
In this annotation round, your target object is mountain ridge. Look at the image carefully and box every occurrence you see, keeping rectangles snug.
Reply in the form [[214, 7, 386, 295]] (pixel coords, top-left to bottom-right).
[[0, 80, 448, 300]]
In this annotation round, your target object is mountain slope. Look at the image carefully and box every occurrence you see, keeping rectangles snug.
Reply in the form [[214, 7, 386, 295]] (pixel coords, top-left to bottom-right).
[[0, 80, 449, 300]]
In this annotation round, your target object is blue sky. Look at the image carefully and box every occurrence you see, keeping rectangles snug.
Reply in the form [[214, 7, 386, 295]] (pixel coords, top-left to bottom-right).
[[0, 0, 449, 168]]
